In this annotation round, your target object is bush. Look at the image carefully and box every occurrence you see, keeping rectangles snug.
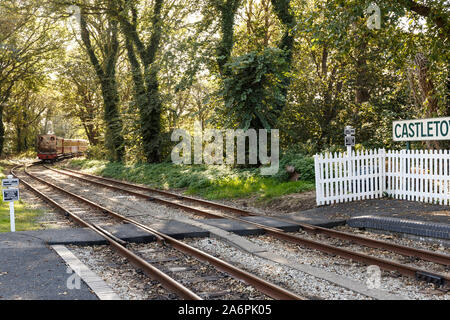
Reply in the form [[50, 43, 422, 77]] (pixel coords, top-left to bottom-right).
[[15, 150, 37, 159], [86, 145, 108, 160], [274, 152, 315, 182]]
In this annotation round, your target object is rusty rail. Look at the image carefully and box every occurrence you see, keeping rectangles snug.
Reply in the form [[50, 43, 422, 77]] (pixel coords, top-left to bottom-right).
[[11, 165, 201, 300], [16, 165, 306, 300], [49, 165, 450, 287]]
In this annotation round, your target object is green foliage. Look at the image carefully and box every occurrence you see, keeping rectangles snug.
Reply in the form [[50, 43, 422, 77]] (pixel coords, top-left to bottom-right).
[[86, 145, 109, 160], [1, 0, 449, 164], [214, 0, 241, 74], [116, 0, 165, 163], [0, 0, 67, 155], [0, 201, 44, 232], [274, 152, 315, 182], [15, 150, 37, 159], [219, 48, 288, 129], [79, 10, 125, 162], [190, 176, 314, 200]]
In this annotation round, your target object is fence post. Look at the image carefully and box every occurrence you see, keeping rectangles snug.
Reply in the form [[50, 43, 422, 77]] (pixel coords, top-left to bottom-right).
[[381, 149, 386, 197], [314, 154, 321, 206]]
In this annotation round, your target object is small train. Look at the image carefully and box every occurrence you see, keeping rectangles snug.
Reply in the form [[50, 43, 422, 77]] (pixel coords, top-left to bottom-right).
[[37, 134, 88, 161]]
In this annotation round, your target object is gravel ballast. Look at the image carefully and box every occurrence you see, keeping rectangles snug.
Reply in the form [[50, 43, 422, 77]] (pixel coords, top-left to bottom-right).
[[29, 166, 450, 300]]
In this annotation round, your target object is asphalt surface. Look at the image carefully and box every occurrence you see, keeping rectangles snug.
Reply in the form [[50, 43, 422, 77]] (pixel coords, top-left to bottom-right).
[[0, 232, 97, 300], [290, 198, 450, 224]]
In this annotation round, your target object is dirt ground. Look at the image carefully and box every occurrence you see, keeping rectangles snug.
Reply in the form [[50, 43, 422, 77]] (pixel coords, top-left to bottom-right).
[[227, 191, 317, 213]]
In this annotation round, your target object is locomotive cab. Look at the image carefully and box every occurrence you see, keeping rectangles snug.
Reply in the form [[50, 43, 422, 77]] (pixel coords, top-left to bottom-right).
[[37, 134, 62, 160]]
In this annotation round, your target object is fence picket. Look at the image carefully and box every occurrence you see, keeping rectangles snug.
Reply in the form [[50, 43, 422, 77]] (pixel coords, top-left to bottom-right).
[[445, 150, 449, 205], [314, 148, 450, 206]]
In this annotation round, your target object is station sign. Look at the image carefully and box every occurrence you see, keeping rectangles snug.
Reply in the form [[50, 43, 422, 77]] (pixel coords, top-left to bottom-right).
[[2, 178, 19, 187], [3, 188, 19, 202], [393, 117, 450, 141]]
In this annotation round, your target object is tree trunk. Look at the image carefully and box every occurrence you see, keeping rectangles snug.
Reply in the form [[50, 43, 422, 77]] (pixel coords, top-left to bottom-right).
[[412, 53, 440, 149], [216, 0, 241, 75], [118, 0, 164, 163], [270, 0, 296, 112], [0, 106, 4, 156], [355, 39, 370, 104]]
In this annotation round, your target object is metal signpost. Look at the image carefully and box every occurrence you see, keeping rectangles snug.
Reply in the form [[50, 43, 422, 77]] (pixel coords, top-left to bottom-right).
[[345, 126, 355, 155], [2, 175, 19, 232]]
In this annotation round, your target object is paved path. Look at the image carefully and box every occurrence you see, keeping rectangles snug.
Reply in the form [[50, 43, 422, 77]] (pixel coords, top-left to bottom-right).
[[0, 232, 97, 300], [289, 199, 450, 224]]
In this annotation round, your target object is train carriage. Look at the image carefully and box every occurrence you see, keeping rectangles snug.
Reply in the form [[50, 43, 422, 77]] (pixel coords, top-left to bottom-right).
[[37, 134, 88, 160]]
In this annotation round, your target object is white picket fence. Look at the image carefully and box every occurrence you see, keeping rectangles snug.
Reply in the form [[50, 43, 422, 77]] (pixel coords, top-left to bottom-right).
[[314, 149, 450, 206]]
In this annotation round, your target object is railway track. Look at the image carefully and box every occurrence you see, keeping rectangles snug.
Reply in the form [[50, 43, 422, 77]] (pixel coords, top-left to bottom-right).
[[45, 164, 450, 287], [11, 164, 306, 300]]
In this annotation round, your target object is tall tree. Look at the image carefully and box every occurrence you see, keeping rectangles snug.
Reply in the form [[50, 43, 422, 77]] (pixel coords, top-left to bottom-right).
[[266, 0, 296, 113], [78, 7, 125, 161], [57, 53, 103, 146], [0, 0, 63, 155], [213, 0, 241, 75], [113, 0, 165, 163]]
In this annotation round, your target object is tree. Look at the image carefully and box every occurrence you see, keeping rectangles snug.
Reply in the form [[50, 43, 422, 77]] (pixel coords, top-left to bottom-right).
[[0, 0, 63, 155], [78, 6, 125, 161], [270, 0, 296, 111], [212, 0, 241, 75], [219, 48, 288, 130], [112, 0, 165, 163], [57, 52, 103, 146], [4, 83, 48, 153]]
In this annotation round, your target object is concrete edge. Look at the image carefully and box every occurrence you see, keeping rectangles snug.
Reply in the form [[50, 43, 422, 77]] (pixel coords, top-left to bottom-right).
[[52, 245, 121, 300]]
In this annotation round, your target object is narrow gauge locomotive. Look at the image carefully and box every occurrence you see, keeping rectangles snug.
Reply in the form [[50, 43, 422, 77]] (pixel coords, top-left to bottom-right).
[[36, 134, 88, 161]]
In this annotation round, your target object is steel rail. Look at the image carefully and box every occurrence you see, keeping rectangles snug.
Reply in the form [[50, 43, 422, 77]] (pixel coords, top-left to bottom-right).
[[52, 166, 450, 266], [11, 165, 202, 300], [48, 166, 450, 286], [22, 165, 305, 300]]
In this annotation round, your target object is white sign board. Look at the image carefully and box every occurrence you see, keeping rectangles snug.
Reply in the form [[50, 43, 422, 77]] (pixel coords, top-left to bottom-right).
[[393, 117, 450, 141], [3, 188, 19, 202], [2, 178, 19, 187]]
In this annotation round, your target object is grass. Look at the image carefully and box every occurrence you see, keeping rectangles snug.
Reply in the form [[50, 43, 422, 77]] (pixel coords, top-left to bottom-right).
[[0, 201, 44, 232], [0, 163, 44, 232], [66, 159, 315, 202]]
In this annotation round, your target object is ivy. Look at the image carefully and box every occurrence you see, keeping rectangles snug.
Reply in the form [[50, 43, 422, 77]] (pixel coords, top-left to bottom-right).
[[270, 0, 296, 113], [213, 0, 241, 75], [219, 48, 289, 130]]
